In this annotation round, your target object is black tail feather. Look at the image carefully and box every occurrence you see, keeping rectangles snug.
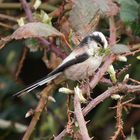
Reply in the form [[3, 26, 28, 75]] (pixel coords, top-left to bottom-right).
[[13, 72, 61, 97], [13, 84, 39, 97]]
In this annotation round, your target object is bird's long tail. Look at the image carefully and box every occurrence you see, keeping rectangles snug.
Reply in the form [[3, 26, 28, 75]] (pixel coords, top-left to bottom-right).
[[13, 72, 61, 97]]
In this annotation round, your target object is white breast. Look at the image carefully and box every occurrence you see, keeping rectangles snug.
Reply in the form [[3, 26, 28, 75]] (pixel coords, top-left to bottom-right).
[[64, 56, 103, 80]]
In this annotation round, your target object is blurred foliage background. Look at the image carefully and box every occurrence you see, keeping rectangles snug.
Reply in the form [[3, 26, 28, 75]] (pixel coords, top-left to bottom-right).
[[0, 0, 140, 140]]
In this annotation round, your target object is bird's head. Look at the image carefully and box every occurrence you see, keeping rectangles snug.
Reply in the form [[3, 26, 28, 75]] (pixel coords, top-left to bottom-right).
[[80, 31, 109, 56], [90, 31, 108, 49], [80, 31, 108, 49]]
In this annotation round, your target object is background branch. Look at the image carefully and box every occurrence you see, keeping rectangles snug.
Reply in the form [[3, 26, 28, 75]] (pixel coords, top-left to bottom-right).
[[22, 76, 66, 140]]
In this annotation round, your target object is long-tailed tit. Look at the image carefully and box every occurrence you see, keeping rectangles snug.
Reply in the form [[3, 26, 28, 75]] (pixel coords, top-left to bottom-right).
[[14, 31, 108, 96]]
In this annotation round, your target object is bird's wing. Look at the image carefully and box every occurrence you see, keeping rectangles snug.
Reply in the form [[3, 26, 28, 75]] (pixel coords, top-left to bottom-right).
[[13, 46, 89, 97]]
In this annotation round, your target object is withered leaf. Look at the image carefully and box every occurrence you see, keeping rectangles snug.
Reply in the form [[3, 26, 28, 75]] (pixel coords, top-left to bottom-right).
[[69, 0, 119, 38], [111, 44, 130, 54], [0, 22, 63, 49], [12, 22, 63, 39]]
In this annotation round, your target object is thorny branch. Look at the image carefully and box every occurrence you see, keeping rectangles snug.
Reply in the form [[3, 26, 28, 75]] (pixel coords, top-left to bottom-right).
[[111, 99, 125, 140], [1, 0, 140, 139], [19, 0, 33, 22], [22, 90, 48, 140], [74, 92, 90, 140], [89, 54, 116, 89], [15, 47, 28, 80], [54, 83, 140, 140], [66, 95, 73, 135], [22, 76, 66, 140]]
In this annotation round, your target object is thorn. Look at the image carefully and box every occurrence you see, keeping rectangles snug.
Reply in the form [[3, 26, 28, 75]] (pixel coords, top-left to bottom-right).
[[48, 96, 56, 103], [86, 120, 90, 124], [25, 108, 34, 118]]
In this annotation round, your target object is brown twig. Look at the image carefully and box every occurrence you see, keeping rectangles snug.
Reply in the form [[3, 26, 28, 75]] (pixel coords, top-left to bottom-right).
[[89, 54, 116, 89], [126, 103, 140, 108], [126, 84, 140, 93], [111, 99, 125, 140], [55, 83, 140, 139], [124, 48, 140, 57], [129, 78, 140, 85], [0, 3, 56, 11], [82, 83, 126, 116], [15, 5, 67, 139], [116, 64, 131, 78], [110, 98, 135, 109], [66, 95, 73, 135], [83, 84, 140, 116], [38, 37, 67, 59], [22, 91, 48, 140], [54, 129, 66, 140], [74, 92, 90, 140], [15, 47, 28, 79], [100, 77, 113, 86], [0, 22, 14, 29], [20, 0, 33, 22], [22, 76, 66, 140], [0, 13, 17, 22], [109, 16, 116, 46]]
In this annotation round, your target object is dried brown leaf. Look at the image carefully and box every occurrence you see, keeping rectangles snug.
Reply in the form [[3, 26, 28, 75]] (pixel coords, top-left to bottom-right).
[[0, 22, 63, 49], [111, 44, 130, 54], [94, 0, 119, 16], [69, 0, 119, 38], [69, 0, 100, 38], [12, 22, 63, 39]]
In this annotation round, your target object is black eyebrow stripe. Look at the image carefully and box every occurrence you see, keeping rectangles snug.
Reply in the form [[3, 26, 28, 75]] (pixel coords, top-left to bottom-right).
[[48, 53, 89, 76], [79, 34, 104, 48], [79, 36, 90, 46], [90, 35, 104, 47]]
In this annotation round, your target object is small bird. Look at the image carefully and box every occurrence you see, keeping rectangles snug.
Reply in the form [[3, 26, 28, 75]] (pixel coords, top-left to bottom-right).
[[14, 31, 108, 97]]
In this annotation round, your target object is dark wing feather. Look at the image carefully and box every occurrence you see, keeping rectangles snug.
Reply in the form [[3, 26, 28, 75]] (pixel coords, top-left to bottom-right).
[[48, 53, 89, 76], [13, 53, 89, 97]]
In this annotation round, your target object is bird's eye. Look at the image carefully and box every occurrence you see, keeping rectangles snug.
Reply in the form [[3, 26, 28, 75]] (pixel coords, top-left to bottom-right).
[[97, 43, 103, 48]]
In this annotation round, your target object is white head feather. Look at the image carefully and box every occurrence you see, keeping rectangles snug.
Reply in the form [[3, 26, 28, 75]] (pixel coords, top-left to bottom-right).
[[92, 31, 108, 49]]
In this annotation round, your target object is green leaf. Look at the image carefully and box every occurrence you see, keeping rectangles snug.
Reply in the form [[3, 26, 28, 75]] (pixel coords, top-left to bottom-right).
[[33, 10, 52, 25], [25, 38, 39, 52], [118, 0, 139, 22]]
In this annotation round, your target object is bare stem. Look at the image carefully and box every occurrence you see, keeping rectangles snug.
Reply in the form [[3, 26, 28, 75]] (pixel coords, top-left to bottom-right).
[[109, 16, 116, 46], [74, 93, 90, 140], [89, 54, 116, 89], [19, 0, 33, 22], [111, 100, 125, 140], [0, 13, 17, 22], [22, 76, 66, 140], [22, 93, 48, 140], [0, 3, 56, 11]]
